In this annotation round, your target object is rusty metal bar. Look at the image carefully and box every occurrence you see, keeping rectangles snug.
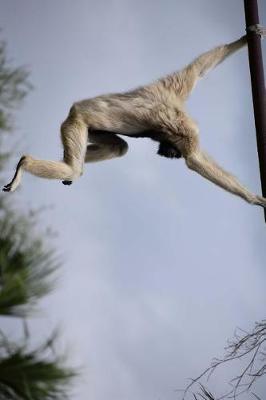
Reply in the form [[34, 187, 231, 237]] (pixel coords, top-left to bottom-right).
[[243, 0, 266, 221]]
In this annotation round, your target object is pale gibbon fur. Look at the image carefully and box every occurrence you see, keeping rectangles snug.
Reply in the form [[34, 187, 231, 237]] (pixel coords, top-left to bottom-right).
[[3, 35, 266, 207]]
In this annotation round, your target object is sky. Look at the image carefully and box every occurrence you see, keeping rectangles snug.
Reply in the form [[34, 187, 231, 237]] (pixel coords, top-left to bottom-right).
[[0, 1, 266, 399]]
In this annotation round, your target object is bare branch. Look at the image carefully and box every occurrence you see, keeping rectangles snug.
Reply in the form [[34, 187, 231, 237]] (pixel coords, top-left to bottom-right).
[[182, 320, 266, 400]]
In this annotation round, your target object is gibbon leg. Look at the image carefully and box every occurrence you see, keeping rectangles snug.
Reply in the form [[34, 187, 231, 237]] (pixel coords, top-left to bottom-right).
[[185, 149, 266, 207], [60, 113, 88, 185], [3, 112, 88, 191], [3, 156, 76, 192], [84, 130, 128, 163], [169, 36, 247, 99]]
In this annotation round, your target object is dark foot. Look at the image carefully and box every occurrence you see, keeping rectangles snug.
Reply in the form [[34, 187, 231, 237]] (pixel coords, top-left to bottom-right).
[[62, 180, 73, 185], [2, 183, 12, 192]]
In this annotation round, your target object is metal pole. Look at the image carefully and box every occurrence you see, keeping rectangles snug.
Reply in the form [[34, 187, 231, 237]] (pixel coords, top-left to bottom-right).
[[243, 0, 266, 221]]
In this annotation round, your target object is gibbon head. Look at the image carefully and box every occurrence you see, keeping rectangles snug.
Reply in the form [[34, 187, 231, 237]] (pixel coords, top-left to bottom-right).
[[157, 141, 182, 159]]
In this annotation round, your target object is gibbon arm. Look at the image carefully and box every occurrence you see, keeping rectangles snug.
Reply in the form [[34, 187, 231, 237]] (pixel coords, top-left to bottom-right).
[[185, 149, 266, 207]]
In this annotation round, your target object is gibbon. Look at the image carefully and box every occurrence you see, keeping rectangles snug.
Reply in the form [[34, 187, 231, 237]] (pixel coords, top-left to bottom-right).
[[3, 34, 266, 207]]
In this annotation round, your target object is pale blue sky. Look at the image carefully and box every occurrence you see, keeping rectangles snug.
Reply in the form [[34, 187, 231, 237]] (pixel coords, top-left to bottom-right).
[[0, 1, 266, 399]]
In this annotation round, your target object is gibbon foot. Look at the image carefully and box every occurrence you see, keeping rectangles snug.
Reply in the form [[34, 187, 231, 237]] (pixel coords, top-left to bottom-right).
[[2, 155, 26, 192], [2, 183, 13, 192], [62, 180, 73, 185]]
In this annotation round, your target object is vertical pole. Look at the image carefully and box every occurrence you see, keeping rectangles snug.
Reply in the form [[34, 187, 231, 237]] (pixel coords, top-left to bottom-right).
[[243, 0, 266, 221]]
